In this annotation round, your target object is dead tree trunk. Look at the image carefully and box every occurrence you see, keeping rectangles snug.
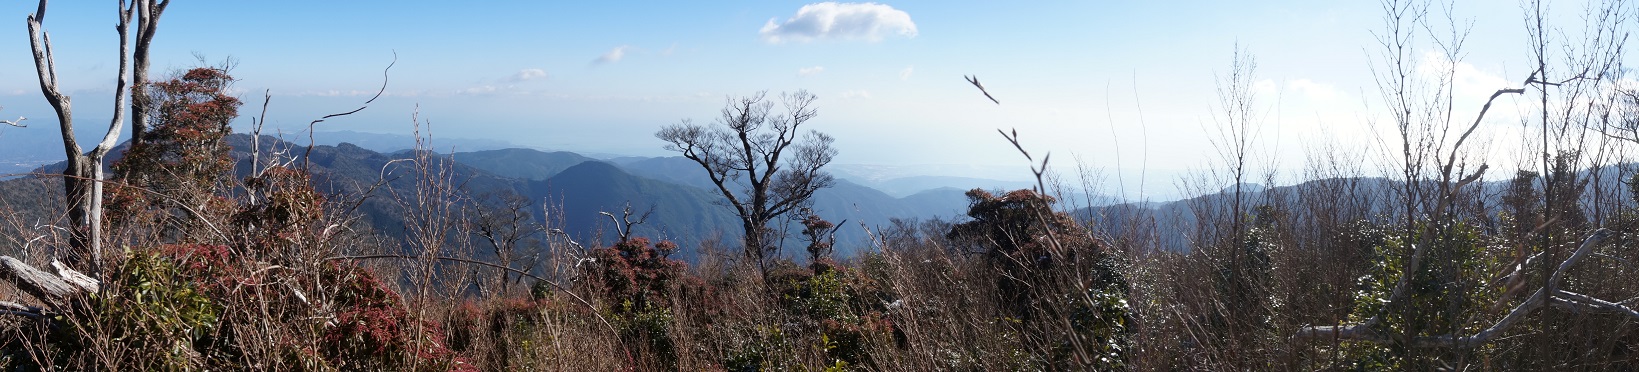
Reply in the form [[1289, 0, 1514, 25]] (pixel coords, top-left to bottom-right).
[[24, 0, 145, 274], [128, 0, 168, 145], [0, 257, 98, 317], [0, 0, 145, 324]]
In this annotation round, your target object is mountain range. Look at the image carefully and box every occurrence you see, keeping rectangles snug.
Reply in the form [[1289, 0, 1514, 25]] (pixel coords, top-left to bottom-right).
[[3, 132, 1632, 260], [0, 134, 1026, 260], [452, 146, 982, 257]]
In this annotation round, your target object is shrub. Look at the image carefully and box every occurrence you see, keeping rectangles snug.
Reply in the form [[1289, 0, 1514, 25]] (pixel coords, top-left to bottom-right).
[[585, 237, 686, 310], [98, 247, 225, 370], [947, 188, 1130, 369], [314, 262, 474, 371], [582, 236, 690, 369], [107, 67, 242, 243], [1346, 221, 1499, 369]]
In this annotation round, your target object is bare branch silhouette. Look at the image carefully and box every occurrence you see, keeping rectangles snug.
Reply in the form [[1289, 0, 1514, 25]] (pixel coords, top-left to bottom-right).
[[965, 74, 1000, 104]]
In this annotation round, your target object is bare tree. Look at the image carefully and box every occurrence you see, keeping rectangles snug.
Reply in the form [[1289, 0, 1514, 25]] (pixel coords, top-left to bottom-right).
[[1208, 45, 1261, 238], [1295, 1, 1639, 361], [655, 90, 836, 269], [25, 0, 163, 272], [469, 191, 545, 296], [599, 201, 654, 245], [1180, 45, 1275, 366], [1288, 0, 1501, 352], [0, 0, 174, 323]]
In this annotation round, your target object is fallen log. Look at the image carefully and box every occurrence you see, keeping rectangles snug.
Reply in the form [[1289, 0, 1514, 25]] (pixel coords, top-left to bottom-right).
[[0, 256, 99, 317]]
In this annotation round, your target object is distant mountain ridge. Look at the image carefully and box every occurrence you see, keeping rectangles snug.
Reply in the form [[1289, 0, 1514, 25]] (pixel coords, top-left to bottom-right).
[[5, 132, 1628, 260], [313, 130, 519, 154], [1079, 168, 1636, 253], [865, 175, 1036, 198], [452, 148, 596, 181], [447, 148, 985, 255], [236, 135, 991, 258]]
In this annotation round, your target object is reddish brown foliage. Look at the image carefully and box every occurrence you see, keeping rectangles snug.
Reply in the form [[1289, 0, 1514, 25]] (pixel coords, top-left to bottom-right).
[[317, 262, 473, 371], [108, 67, 242, 241], [586, 237, 688, 309]]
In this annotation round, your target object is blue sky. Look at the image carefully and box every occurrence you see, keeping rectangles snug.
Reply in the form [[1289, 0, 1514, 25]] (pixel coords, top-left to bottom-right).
[[0, 1, 1606, 196]]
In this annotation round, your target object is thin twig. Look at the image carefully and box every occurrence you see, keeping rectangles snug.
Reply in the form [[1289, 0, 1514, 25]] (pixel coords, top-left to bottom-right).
[[304, 51, 395, 168]]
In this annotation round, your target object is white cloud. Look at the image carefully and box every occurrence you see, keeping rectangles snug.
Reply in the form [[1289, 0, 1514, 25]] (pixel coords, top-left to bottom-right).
[[660, 43, 678, 56], [1416, 51, 1522, 124], [840, 89, 872, 100], [1252, 79, 1279, 98], [1417, 52, 1513, 99], [798, 66, 825, 77], [1286, 79, 1340, 102], [509, 68, 548, 82], [594, 46, 631, 64], [899, 65, 914, 80], [760, 2, 918, 44]]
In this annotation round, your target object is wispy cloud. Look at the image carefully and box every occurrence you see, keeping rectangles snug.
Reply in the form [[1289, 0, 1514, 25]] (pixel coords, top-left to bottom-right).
[[899, 65, 914, 80], [594, 46, 632, 64], [295, 89, 423, 98], [1252, 79, 1279, 98], [441, 69, 554, 96], [840, 89, 872, 100], [660, 43, 678, 56], [798, 66, 825, 77], [760, 2, 918, 44], [458, 85, 499, 95], [508, 68, 548, 82]]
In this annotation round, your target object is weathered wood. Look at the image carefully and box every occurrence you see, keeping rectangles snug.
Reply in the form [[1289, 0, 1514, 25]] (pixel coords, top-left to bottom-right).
[[0, 256, 97, 313], [50, 259, 98, 293]]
